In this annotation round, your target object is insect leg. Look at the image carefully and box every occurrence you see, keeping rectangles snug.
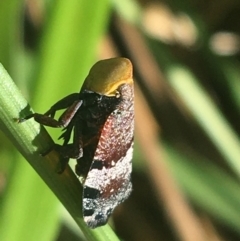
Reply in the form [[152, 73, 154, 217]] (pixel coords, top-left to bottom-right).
[[18, 93, 80, 124], [57, 100, 83, 127], [44, 93, 80, 118], [54, 122, 84, 173], [18, 99, 83, 128]]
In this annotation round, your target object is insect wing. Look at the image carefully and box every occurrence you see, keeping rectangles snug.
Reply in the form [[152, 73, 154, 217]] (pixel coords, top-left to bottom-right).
[[82, 85, 134, 228]]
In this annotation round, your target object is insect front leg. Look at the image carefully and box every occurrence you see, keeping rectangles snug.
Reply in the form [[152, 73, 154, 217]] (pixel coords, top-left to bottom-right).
[[18, 93, 80, 125], [38, 99, 83, 158], [19, 96, 82, 128], [44, 93, 80, 118], [17, 94, 84, 172]]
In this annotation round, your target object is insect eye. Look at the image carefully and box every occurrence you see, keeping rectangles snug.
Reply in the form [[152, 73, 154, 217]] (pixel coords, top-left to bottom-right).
[[115, 91, 120, 98]]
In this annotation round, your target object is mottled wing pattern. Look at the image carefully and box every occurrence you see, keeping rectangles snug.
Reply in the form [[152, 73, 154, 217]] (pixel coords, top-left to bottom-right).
[[82, 84, 134, 228]]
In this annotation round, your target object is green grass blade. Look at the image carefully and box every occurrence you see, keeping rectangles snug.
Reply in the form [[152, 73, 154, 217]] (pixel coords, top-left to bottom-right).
[[167, 65, 240, 177], [0, 63, 120, 241], [0, 63, 61, 241]]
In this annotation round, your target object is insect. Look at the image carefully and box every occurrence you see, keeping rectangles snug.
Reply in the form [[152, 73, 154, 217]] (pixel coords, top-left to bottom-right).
[[18, 57, 134, 228]]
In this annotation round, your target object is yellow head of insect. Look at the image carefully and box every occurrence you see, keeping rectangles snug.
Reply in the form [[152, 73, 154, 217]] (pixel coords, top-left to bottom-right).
[[83, 58, 133, 96]]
